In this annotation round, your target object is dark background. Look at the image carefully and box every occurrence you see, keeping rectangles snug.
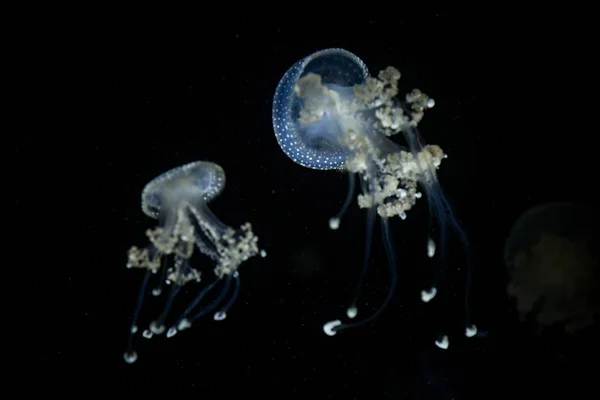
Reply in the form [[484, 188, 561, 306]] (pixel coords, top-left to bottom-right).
[[30, 11, 598, 399]]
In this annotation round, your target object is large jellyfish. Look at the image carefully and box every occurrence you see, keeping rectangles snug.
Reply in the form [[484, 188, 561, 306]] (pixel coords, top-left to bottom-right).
[[272, 48, 477, 348], [123, 161, 266, 363], [505, 202, 599, 333]]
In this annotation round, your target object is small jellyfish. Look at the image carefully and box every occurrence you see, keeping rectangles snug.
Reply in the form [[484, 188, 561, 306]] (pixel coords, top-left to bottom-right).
[[272, 48, 476, 348], [505, 202, 600, 334], [123, 161, 266, 364]]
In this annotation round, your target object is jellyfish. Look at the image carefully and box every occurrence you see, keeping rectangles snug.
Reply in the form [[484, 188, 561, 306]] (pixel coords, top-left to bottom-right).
[[272, 48, 477, 348], [505, 202, 600, 334], [123, 161, 266, 364]]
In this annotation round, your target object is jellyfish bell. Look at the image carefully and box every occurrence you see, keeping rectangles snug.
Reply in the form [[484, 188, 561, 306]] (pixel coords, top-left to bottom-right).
[[140, 161, 226, 229], [273, 48, 369, 170]]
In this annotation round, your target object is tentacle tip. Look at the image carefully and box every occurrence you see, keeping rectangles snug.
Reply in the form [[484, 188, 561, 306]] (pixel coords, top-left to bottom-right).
[[149, 321, 165, 335], [214, 311, 227, 321], [346, 306, 357, 319], [323, 320, 342, 336], [434, 335, 449, 350], [329, 218, 340, 230], [123, 351, 138, 364], [465, 325, 478, 337], [177, 318, 191, 331], [166, 327, 177, 338], [427, 238, 436, 258], [421, 287, 437, 303]]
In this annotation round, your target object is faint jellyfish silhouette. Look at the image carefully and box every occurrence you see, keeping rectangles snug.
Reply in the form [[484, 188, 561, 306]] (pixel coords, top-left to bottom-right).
[[272, 48, 477, 348], [505, 202, 599, 333], [123, 161, 266, 364]]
